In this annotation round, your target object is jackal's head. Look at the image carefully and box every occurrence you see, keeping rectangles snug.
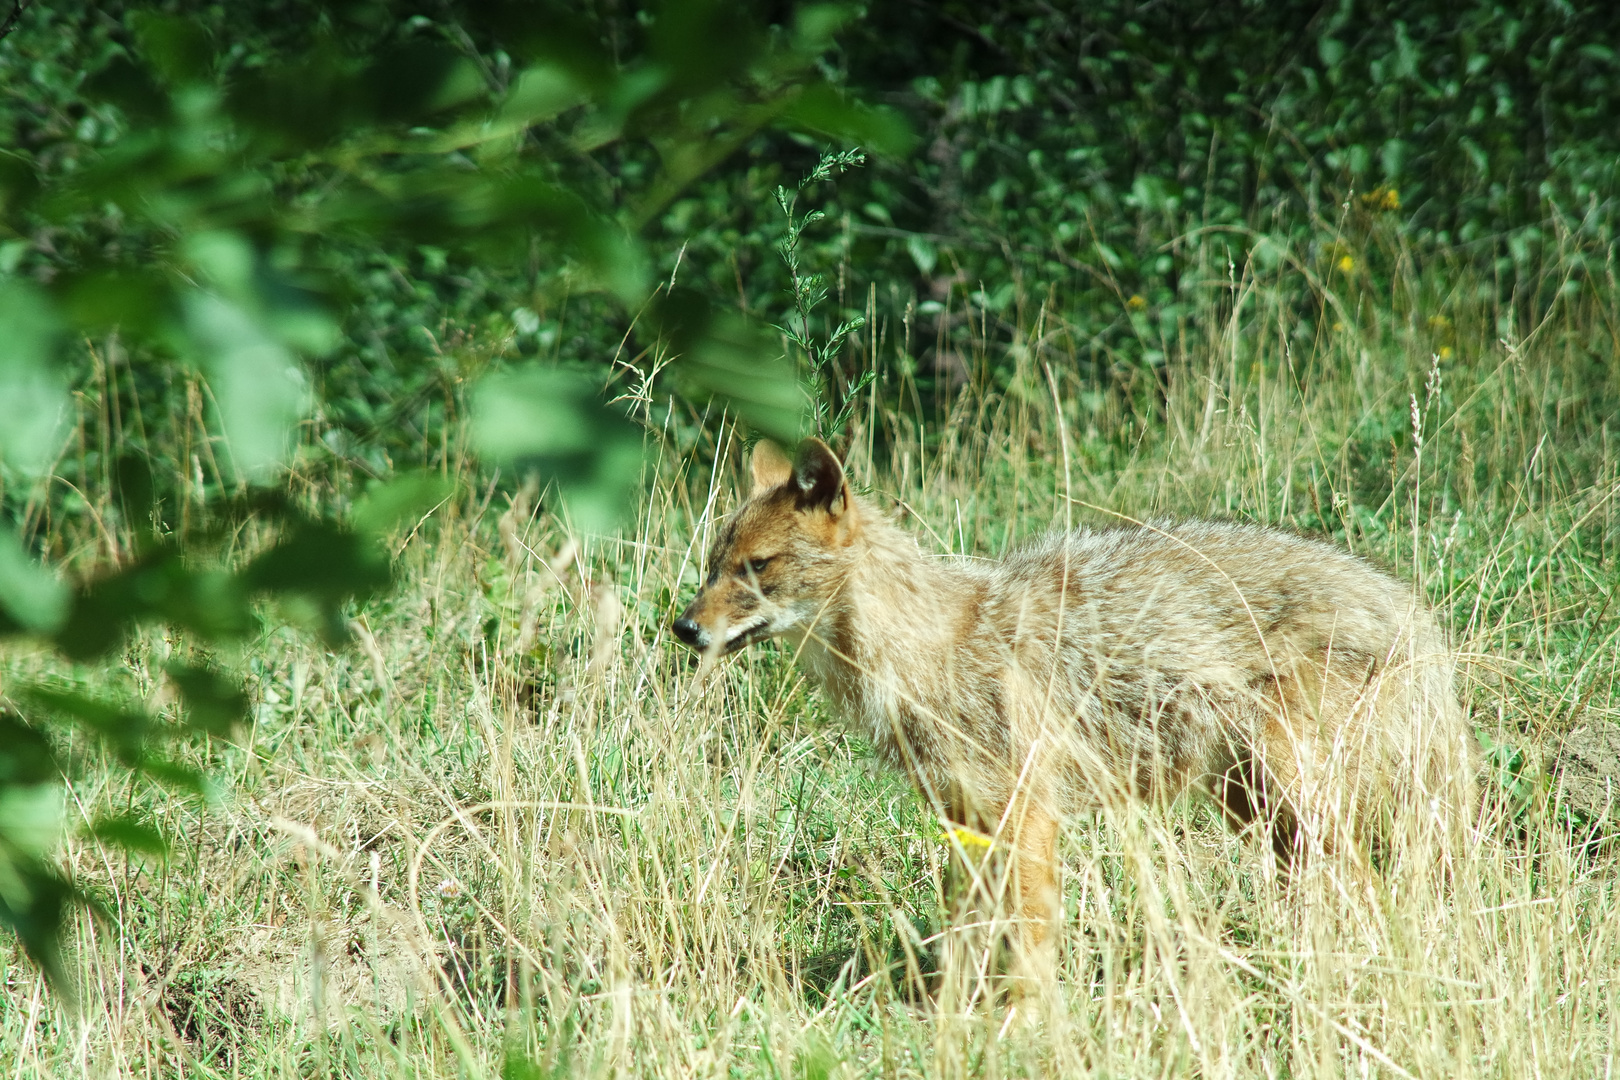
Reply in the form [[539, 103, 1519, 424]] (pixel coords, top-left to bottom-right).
[[672, 438, 858, 655]]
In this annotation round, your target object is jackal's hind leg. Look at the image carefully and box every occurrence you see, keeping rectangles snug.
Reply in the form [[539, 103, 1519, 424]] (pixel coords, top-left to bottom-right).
[[1212, 696, 1383, 907], [1209, 748, 1302, 871]]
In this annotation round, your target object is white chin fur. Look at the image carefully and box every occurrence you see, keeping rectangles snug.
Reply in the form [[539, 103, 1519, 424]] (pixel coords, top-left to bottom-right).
[[724, 617, 769, 644]]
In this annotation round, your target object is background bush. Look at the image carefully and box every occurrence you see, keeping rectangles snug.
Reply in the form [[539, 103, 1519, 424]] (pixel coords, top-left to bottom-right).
[[662, 0, 1620, 386], [8, 0, 1616, 506]]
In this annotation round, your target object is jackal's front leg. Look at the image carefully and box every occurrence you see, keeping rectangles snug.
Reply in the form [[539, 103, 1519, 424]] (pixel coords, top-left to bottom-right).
[[942, 787, 1059, 992], [1005, 800, 1059, 987]]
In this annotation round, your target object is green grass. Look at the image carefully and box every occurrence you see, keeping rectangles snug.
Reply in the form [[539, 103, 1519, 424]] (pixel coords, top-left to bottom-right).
[[4, 237, 1619, 1078]]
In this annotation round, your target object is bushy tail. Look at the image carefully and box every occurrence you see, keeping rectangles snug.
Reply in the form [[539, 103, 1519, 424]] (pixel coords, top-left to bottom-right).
[[1382, 617, 1479, 876]]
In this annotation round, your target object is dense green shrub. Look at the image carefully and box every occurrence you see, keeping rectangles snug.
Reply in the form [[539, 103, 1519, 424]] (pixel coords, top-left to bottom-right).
[[10, 1, 1613, 480], [660, 0, 1620, 384]]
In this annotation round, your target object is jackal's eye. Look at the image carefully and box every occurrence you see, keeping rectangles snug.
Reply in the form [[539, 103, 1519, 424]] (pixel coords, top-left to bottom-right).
[[744, 556, 772, 576]]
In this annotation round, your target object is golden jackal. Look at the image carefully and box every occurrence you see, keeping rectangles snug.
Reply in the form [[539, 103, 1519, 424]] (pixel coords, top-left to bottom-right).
[[673, 438, 1475, 957]]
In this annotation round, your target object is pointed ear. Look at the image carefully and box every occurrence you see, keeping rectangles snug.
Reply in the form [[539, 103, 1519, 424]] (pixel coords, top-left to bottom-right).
[[792, 438, 849, 518], [750, 440, 794, 495]]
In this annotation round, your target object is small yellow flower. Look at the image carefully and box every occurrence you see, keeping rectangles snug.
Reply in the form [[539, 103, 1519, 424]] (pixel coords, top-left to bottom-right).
[[1332, 321, 1346, 333], [1337, 255, 1356, 273], [1438, 345, 1453, 360], [939, 825, 994, 850], [1127, 294, 1147, 310], [1358, 186, 1401, 212]]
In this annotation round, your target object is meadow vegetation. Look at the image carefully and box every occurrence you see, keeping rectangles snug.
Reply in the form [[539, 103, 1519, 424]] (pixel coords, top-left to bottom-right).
[[2, 2, 1619, 1077], [4, 225, 1619, 1076]]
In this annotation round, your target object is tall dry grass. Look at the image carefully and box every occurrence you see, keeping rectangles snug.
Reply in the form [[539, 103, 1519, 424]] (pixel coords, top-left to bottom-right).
[[3, 232, 1618, 1078]]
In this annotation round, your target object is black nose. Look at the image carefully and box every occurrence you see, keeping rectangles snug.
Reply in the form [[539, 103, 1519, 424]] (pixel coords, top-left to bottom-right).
[[672, 617, 703, 647]]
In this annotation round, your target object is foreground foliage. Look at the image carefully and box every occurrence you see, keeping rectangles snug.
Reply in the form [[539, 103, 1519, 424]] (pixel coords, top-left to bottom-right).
[[0, 0, 897, 979]]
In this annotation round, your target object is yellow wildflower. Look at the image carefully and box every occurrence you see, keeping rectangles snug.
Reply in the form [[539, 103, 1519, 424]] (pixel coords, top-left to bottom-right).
[[1438, 346, 1453, 360], [1337, 255, 1356, 273], [1358, 186, 1402, 212], [939, 825, 994, 850], [1127, 294, 1147, 310]]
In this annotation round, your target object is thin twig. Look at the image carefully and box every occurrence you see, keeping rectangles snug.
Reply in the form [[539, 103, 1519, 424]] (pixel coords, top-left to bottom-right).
[[0, 0, 30, 44]]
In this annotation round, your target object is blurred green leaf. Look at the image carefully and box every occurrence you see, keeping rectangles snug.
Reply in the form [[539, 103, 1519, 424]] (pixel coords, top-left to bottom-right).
[[111, 453, 159, 540], [793, 4, 854, 51], [54, 550, 254, 661], [26, 689, 156, 765], [646, 0, 763, 98], [793, 1034, 838, 1080], [242, 521, 390, 599], [0, 281, 69, 479], [131, 12, 214, 86], [351, 472, 457, 543], [185, 231, 256, 297], [241, 519, 392, 642], [0, 711, 68, 989], [906, 235, 938, 276], [0, 712, 59, 787], [502, 1049, 547, 1080], [225, 33, 360, 151], [471, 366, 647, 533], [0, 784, 64, 862], [0, 525, 69, 635], [652, 288, 805, 443], [498, 64, 586, 127], [0, 858, 74, 999], [87, 815, 169, 858], [83, 54, 169, 121], [166, 663, 249, 738], [59, 269, 176, 338], [684, 327, 805, 444], [782, 86, 916, 158], [183, 291, 310, 482], [21, 689, 212, 799], [365, 42, 486, 119], [134, 758, 212, 798]]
